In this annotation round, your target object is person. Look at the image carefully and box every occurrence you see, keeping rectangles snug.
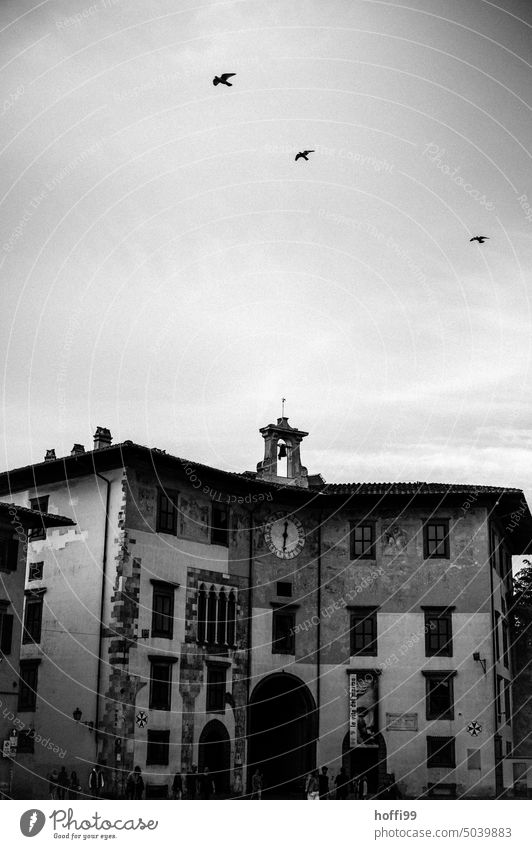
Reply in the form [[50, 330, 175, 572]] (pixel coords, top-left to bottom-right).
[[186, 764, 199, 799], [378, 773, 400, 800], [233, 771, 243, 797], [306, 770, 320, 800], [172, 771, 183, 800], [318, 766, 329, 799], [125, 765, 144, 800], [57, 767, 69, 800], [251, 768, 262, 800], [358, 773, 369, 800], [88, 764, 105, 798], [200, 767, 215, 799], [69, 770, 81, 800], [48, 769, 59, 800], [334, 767, 349, 800]]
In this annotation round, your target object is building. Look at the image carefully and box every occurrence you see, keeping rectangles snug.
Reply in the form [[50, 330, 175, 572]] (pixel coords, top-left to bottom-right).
[[0, 500, 74, 797], [0, 420, 530, 799]]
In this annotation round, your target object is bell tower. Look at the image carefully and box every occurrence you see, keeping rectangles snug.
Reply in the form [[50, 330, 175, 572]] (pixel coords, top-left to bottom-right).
[[256, 413, 310, 488]]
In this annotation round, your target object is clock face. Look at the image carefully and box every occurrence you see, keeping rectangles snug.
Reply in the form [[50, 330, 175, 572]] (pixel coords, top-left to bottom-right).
[[265, 512, 305, 559]]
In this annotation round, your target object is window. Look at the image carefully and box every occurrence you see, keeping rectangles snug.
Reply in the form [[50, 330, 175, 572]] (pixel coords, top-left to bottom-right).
[[23, 596, 43, 643], [276, 582, 292, 597], [18, 660, 40, 711], [504, 679, 511, 726], [29, 496, 49, 540], [16, 729, 35, 754], [496, 675, 504, 723], [197, 585, 237, 647], [206, 665, 227, 712], [423, 520, 450, 559], [494, 612, 501, 661], [29, 562, 44, 581], [424, 671, 455, 720], [272, 608, 295, 654], [151, 583, 174, 639], [146, 730, 170, 765], [149, 660, 174, 710], [0, 537, 19, 572], [424, 608, 453, 657], [467, 749, 481, 770], [502, 621, 510, 669], [211, 504, 229, 546], [0, 608, 14, 654], [427, 736, 455, 768], [350, 523, 375, 559], [350, 608, 378, 656], [156, 489, 178, 535]]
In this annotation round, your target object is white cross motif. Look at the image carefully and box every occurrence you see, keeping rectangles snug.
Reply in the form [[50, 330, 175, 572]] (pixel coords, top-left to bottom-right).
[[135, 711, 148, 728], [467, 721, 482, 736]]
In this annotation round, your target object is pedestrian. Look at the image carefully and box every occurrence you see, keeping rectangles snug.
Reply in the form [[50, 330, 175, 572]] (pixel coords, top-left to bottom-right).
[[358, 772, 369, 800], [172, 771, 183, 800], [69, 770, 81, 800], [306, 770, 320, 800], [233, 771, 243, 797], [57, 766, 69, 800], [48, 769, 59, 800], [318, 766, 329, 799], [251, 768, 262, 800], [186, 764, 199, 799], [88, 764, 105, 798], [200, 767, 215, 799], [334, 767, 349, 800], [125, 765, 144, 800]]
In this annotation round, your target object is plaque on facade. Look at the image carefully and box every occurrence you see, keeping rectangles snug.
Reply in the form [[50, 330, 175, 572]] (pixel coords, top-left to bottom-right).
[[348, 671, 379, 747], [386, 712, 418, 731]]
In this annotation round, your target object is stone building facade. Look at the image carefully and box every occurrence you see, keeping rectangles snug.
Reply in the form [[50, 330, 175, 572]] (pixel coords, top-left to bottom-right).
[[0, 420, 531, 798]]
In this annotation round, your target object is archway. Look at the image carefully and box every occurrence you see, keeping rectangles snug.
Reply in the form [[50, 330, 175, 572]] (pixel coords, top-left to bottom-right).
[[342, 731, 387, 797], [198, 720, 231, 797], [248, 672, 317, 798]]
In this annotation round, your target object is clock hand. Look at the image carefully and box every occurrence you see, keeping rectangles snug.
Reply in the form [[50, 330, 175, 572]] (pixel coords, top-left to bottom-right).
[[282, 521, 289, 551]]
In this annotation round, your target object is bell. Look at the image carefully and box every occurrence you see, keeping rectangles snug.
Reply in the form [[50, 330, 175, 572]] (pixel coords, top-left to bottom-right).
[[278, 443, 287, 459]]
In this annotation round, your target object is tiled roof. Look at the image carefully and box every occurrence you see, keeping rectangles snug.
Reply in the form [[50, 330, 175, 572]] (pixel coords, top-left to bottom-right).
[[321, 482, 522, 497], [0, 502, 74, 527]]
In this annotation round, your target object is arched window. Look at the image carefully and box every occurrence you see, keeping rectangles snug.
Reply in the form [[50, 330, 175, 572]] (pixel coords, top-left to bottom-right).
[[277, 440, 288, 477], [217, 590, 227, 645], [207, 586, 217, 644], [227, 591, 236, 646], [197, 584, 207, 643]]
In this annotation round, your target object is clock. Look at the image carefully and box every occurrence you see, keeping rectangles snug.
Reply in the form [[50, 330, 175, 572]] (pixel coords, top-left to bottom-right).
[[265, 512, 305, 559]]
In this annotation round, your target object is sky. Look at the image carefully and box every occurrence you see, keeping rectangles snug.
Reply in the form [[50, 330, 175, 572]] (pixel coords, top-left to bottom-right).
[[1, 0, 532, 498]]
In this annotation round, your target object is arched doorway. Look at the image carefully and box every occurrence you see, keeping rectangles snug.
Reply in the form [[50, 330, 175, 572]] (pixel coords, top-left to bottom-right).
[[198, 720, 231, 797], [342, 732, 387, 797], [248, 673, 317, 798]]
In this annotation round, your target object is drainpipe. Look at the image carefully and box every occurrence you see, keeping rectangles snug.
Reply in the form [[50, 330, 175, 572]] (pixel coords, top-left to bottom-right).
[[488, 515, 501, 797], [316, 512, 322, 751], [93, 470, 111, 745], [245, 507, 255, 790]]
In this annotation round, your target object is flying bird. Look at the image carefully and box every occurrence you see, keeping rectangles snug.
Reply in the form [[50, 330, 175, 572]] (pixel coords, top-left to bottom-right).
[[213, 73, 236, 87], [470, 236, 490, 244], [295, 150, 315, 161]]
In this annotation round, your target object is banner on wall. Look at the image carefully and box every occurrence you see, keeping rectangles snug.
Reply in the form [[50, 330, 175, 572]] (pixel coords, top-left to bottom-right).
[[348, 671, 379, 747]]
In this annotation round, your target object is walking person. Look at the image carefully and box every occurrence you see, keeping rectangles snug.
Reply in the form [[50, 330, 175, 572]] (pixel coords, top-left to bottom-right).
[[200, 767, 215, 799], [334, 767, 349, 800], [318, 766, 329, 799], [88, 764, 105, 798], [306, 770, 320, 800], [251, 768, 263, 799], [172, 771, 183, 800], [48, 769, 59, 800], [358, 772, 369, 800], [69, 770, 81, 800], [57, 767, 69, 800], [125, 765, 144, 800]]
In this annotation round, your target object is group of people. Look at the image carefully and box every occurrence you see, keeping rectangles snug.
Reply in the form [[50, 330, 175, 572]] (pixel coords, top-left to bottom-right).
[[305, 767, 399, 800], [47, 767, 82, 799]]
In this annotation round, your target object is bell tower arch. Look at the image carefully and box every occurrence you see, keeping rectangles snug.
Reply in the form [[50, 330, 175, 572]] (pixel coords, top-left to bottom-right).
[[256, 415, 310, 487]]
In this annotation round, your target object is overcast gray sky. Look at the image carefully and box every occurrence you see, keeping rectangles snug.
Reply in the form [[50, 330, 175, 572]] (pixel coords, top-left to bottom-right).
[[1, 0, 532, 496]]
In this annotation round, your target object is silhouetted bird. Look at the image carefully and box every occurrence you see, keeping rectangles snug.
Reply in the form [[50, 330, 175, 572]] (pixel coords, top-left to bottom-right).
[[470, 236, 489, 243], [295, 150, 315, 161], [213, 73, 236, 87]]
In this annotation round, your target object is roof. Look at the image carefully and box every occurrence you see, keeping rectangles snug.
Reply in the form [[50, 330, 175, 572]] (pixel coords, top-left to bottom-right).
[[0, 502, 74, 528], [321, 482, 522, 497]]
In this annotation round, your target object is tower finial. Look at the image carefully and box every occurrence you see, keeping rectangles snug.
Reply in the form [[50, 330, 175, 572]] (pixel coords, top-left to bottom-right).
[[281, 397, 286, 417]]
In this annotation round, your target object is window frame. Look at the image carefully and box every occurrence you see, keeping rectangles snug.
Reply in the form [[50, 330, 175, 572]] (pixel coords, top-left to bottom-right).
[[206, 664, 227, 713], [151, 582, 175, 639], [23, 596, 43, 644], [423, 671, 456, 720], [350, 522, 376, 560], [349, 607, 378, 657], [427, 736, 456, 768], [18, 660, 40, 712], [423, 607, 453, 657], [149, 659, 175, 711], [29, 496, 49, 540], [146, 730, 170, 766], [276, 581, 292, 597], [272, 607, 296, 655], [156, 489, 178, 535], [0, 608, 14, 654], [423, 519, 450, 559], [210, 503, 230, 547], [0, 537, 19, 572]]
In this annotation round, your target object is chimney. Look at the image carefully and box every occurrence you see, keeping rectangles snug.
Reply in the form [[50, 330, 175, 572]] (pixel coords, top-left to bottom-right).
[[93, 427, 112, 450], [71, 444, 85, 456], [44, 449, 56, 462]]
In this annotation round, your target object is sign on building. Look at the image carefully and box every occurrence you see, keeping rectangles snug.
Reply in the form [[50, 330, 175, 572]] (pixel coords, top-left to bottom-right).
[[348, 671, 379, 746], [386, 713, 418, 731]]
